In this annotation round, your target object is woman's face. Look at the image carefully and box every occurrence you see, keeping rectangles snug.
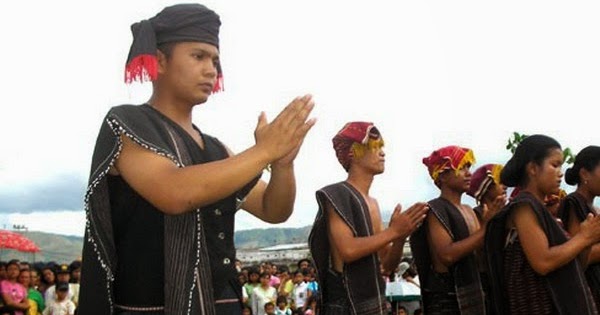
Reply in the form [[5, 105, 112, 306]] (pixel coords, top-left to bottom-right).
[[260, 275, 271, 287], [18, 270, 31, 287], [249, 273, 259, 283], [582, 164, 600, 196], [533, 148, 564, 195], [42, 269, 55, 284], [30, 270, 40, 286]]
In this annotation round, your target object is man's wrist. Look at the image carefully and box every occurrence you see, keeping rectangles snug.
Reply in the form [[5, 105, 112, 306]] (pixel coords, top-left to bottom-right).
[[271, 160, 294, 171]]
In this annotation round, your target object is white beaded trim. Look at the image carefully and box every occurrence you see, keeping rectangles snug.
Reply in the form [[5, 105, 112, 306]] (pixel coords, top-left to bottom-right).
[[83, 117, 188, 314]]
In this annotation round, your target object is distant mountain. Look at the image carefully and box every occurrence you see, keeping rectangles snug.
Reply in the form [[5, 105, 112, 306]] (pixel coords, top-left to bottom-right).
[[234, 226, 312, 249], [0, 226, 317, 264], [0, 231, 83, 264]]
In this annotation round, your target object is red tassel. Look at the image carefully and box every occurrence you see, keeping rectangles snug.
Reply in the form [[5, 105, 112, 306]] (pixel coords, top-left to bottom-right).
[[125, 54, 158, 83], [212, 73, 224, 93], [509, 187, 520, 201]]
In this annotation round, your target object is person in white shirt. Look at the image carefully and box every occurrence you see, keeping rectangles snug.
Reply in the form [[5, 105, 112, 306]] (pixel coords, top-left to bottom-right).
[[44, 264, 78, 306], [251, 272, 277, 315], [291, 270, 308, 311], [43, 282, 75, 315]]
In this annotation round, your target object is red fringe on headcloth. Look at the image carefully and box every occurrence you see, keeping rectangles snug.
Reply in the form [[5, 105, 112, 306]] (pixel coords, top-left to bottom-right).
[[124, 54, 224, 93], [125, 54, 158, 83]]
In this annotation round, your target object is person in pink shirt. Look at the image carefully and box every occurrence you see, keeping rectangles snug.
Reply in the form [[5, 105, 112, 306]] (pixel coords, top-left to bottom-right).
[[1, 260, 29, 315]]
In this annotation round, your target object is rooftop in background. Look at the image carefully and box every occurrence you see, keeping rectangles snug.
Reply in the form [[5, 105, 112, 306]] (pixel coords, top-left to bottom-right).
[[259, 243, 308, 251]]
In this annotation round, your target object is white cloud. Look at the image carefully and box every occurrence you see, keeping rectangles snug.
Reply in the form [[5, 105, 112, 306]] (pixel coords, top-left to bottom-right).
[[1, 1, 600, 235], [6, 211, 86, 237]]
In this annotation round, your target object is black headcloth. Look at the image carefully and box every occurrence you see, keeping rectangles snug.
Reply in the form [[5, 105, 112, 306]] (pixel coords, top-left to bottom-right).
[[124, 3, 223, 91]]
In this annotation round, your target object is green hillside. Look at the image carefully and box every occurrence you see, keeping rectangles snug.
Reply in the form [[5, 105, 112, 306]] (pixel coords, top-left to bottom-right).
[[234, 226, 312, 249], [0, 226, 316, 263], [0, 231, 83, 264]]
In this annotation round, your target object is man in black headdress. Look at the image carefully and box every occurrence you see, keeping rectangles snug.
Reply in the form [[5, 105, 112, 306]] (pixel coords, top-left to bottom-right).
[[79, 4, 316, 315]]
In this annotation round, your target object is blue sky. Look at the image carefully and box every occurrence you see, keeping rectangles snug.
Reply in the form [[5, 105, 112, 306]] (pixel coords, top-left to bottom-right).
[[1, 1, 599, 236]]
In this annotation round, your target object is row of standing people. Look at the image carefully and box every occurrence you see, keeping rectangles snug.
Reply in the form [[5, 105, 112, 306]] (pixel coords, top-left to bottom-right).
[[307, 122, 600, 315], [240, 262, 318, 315], [77, 2, 598, 315], [408, 136, 600, 315], [0, 260, 80, 315]]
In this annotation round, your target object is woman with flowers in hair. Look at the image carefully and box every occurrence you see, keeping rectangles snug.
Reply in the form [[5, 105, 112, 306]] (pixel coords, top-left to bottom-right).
[[485, 135, 600, 315], [558, 145, 600, 310]]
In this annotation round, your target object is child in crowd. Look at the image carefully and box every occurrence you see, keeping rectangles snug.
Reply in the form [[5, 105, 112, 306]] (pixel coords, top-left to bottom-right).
[[43, 282, 75, 315], [275, 295, 292, 315], [264, 302, 276, 315]]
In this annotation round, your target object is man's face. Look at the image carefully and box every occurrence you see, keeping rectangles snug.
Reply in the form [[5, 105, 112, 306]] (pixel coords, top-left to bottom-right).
[[483, 182, 507, 204], [351, 142, 385, 175], [158, 42, 220, 106], [57, 273, 70, 283], [71, 269, 81, 282], [299, 261, 309, 270], [439, 164, 472, 193], [6, 264, 19, 280]]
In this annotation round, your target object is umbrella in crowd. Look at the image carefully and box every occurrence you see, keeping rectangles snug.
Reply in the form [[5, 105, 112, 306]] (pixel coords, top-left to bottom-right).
[[0, 229, 40, 253]]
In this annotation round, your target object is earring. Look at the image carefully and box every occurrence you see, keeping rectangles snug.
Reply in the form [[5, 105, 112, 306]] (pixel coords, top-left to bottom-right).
[[585, 180, 589, 185]]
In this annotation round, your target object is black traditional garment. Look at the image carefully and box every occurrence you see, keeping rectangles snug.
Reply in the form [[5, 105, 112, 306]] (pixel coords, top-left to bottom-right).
[[409, 197, 486, 315], [485, 191, 597, 315], [558, 192, 600, 310], [503, 233, 555, 314], [79, 104, 259, 315], [309, 181, 387, 315], [472, 205, 494, 315]]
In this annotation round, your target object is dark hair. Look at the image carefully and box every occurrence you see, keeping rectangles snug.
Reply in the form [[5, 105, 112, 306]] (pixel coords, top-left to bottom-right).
[[263, 302, 275, 310], [69, 260, 82, 271], [501, 134, 561, 187], [259, 272, 270, 279], [278, 265, 289, 274], [565, 146, 600, 185], [297, 258, 311, 268], [56, 281, 70, 292], [276, 295, 287, 304], [242, 305, 253, 314], [6, 259, 20, 268], [305, 294, 319, 309], [157, 42, 178, 59], [414, 309, 423, 315], [248, 267, 260, 276]]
